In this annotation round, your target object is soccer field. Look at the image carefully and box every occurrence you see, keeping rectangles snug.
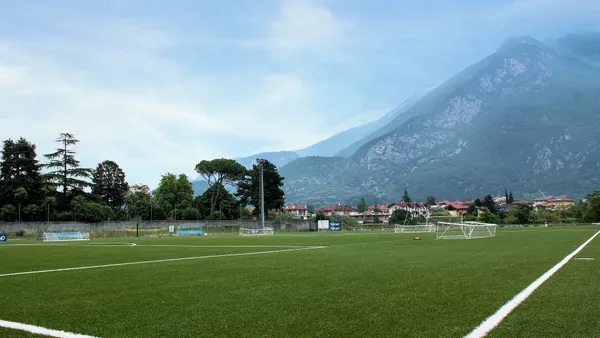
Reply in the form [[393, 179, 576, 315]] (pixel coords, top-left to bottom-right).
[[0, 226, 598, 337]]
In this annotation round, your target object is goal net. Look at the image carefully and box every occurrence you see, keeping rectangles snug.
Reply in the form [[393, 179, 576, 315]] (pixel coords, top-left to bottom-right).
[[394, 224, 435, 233], [239, 227, 274, 236], [176, 223, 206, 236], [43, 222, 91, 242], [436, 221, 497, 240]]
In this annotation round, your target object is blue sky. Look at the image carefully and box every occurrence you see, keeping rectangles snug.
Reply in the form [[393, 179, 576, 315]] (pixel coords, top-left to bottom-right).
[[1, 0, 599, 188]]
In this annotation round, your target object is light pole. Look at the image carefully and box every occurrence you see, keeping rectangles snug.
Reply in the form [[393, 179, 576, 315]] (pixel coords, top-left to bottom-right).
[[260, 161, 265, 229]]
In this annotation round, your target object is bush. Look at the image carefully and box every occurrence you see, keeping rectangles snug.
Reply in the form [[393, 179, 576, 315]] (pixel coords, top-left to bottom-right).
[[15, 230, 24, 237]]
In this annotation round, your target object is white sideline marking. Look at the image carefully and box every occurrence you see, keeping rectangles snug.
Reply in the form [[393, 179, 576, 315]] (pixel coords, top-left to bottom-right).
[[465, 230, 600, 338], [0, 318, 97, 337], [0, 246, 326, 278], [574, 257, 594, 260], [1, 242, 137, 247]]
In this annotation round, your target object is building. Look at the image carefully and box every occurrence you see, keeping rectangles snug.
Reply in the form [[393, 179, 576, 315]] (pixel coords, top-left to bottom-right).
[[388, 202, 429, 218], [283, 204, 311, 220], [547, 198, 575, 209]]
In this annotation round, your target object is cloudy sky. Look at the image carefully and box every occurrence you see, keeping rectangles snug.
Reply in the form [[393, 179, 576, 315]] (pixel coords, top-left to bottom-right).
[[1, 0, 599, 189]]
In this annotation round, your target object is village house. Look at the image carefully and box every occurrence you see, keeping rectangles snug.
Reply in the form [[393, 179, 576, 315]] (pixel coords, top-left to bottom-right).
[[283, 204, 311, 220], [388, 202, 430, 218]]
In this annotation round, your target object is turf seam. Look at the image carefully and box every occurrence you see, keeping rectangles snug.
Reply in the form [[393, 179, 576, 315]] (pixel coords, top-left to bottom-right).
[[464, 230, 600, 338]]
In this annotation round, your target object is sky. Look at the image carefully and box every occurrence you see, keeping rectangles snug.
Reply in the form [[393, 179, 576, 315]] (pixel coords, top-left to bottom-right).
[[1, 0, 599, 189]]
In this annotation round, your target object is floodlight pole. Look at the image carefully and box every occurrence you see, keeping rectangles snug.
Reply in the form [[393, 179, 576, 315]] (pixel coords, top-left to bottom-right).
[[260, 161, 265, 229]]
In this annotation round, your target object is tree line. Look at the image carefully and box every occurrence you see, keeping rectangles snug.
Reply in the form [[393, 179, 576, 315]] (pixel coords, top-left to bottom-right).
[[0, 133, 285, 223]]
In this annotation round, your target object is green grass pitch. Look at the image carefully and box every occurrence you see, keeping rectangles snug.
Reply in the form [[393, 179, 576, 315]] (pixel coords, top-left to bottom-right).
[[0, 226, 598, 337]]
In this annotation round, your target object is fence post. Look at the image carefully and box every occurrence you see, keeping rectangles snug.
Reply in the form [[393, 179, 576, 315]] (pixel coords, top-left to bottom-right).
[[136, 222, 139, 237]]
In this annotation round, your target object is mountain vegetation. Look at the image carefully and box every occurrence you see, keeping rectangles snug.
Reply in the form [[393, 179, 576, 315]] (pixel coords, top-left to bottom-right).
[[278, 34, 600, 205]]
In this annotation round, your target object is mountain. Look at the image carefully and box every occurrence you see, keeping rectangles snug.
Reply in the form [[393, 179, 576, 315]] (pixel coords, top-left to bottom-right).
[[280, 36, 600, 206], [551, 32, 600, 68], [335, 89, 430, 157], [232, 151, 300, 169], [296, 90, 430, 158]]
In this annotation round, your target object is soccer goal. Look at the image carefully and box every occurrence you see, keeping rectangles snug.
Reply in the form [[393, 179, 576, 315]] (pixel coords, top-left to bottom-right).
[[435, 221, 497, 240], [176, 223, 206, 236], [43, 222, 91, 242], [43, 231, 90, 241], [239, 227, 274, 236], [394, 224, 435, 233]]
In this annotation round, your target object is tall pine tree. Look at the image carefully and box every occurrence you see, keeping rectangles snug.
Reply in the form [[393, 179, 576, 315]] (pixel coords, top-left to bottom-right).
[[42, 133, 92, 197], [402, 188, 412, 202]]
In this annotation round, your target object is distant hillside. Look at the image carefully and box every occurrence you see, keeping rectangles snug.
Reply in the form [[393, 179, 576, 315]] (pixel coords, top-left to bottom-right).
[[280, 35, 600, 206]]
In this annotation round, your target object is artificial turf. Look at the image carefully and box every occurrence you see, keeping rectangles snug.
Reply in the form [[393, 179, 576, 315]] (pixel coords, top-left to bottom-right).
[[0, 226, 598, 337]]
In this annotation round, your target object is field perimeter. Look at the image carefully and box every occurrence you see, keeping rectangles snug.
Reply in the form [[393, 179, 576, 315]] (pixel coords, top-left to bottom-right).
[[0, 226, 598, 337]]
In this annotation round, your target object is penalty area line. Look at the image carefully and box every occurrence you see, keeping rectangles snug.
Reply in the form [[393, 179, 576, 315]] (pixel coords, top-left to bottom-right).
[[0, 318, 97, 338], [0, 246, 326, 278], [464, 230, 600, 338]]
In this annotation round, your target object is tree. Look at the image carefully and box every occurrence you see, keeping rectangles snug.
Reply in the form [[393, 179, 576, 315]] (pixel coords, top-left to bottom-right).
[[0, 137, 44, 207], [235, 159, 285, 220], [402, 188, 411, 202], [425, 195, 436, 206], [199, 183, 237, 219], [583, 190, 600, 222], [42, 133, 92, 196], [195, 158, 246, 216], [505, 188, 509, 204], [152, 173, 194, 219], [357, 198, 367, 212], [124, 184, 155, 220], [0, 204, 16, 222], [482, 194, 497, 214], [508, 204, 533, 224], [508, 192, 514, 204], [477, 207, 499, 224], [474, 198, 483, 207], [390, 209, 415, 225], [23, 204, 40, 221], [92, 160, 129, 208]]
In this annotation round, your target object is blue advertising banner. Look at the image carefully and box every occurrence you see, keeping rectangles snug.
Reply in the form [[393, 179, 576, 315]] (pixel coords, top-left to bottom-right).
[[330, 221, 341, 231], [0, 233, 7, 242]]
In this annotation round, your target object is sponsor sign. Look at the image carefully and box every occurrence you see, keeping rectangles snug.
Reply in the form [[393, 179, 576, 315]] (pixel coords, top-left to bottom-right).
[[330, 221, 341, 231], [0, 233, 7, 242]]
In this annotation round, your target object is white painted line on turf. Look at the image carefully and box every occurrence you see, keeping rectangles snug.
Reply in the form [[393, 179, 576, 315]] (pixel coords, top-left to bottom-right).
[[0, 246, 327, 278], [0, 318, 97, 337], [574, 257, 594, 260], [0, 242, 137, 247], [464, 230, 600, 338]]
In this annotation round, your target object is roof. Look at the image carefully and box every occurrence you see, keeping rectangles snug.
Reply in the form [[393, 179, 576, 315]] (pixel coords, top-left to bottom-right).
[[284, 204, 309, 211]]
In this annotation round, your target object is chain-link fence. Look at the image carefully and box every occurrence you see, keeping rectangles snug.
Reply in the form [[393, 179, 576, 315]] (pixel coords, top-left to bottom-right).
[[0, 219, 318, 240]]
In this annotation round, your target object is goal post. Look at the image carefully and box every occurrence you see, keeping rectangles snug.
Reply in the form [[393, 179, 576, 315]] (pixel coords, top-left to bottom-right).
[[239, 227, 274, 236], [394, 224, 435, 233], [436, 221, 497, 240]]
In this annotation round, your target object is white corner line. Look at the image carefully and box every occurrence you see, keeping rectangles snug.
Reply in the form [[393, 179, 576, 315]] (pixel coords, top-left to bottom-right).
[[0, 319, 97, 337], [464, 230, 600, 338], [0, 246, 326, 278]]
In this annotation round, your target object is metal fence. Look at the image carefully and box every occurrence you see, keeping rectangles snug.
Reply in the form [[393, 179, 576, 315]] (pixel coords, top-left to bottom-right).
[[0, 219, 318, 240]]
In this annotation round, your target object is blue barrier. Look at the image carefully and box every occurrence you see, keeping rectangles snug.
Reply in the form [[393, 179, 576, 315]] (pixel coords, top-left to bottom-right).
[[0, 233, 7, 242], [177, 230, 205, 236]]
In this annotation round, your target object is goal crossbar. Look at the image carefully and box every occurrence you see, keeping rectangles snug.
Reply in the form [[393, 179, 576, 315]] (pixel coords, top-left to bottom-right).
[[436, 222, 497, 240]]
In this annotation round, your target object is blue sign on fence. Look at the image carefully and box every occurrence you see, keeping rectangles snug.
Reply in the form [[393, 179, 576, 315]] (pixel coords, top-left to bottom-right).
[[330, 221, 341, 231], [0, 233, 7, 242]]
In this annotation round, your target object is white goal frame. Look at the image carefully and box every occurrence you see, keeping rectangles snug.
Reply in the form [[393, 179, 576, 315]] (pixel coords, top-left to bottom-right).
[[394, 224, 435, 233], [436, 221, 497, 240], [239, 227, 274, 236], [43, 232, 90, 242]]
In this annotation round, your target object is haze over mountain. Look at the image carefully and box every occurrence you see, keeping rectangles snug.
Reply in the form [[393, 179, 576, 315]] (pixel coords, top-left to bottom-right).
[[273, 33, 600, 206]]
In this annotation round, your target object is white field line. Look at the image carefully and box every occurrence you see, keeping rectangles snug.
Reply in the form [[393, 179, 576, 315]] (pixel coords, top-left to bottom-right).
[[0, 243, 312, 248], [0, 318, 97, 338], [464, 230, 600, 338], [574, 257, 594, 260], [0, 246, 326, 278]]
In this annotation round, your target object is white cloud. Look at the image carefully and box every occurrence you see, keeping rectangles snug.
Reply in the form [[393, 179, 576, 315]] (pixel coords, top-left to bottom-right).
[[0, 15, 336, 189], [248, 0, 355, 61]]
